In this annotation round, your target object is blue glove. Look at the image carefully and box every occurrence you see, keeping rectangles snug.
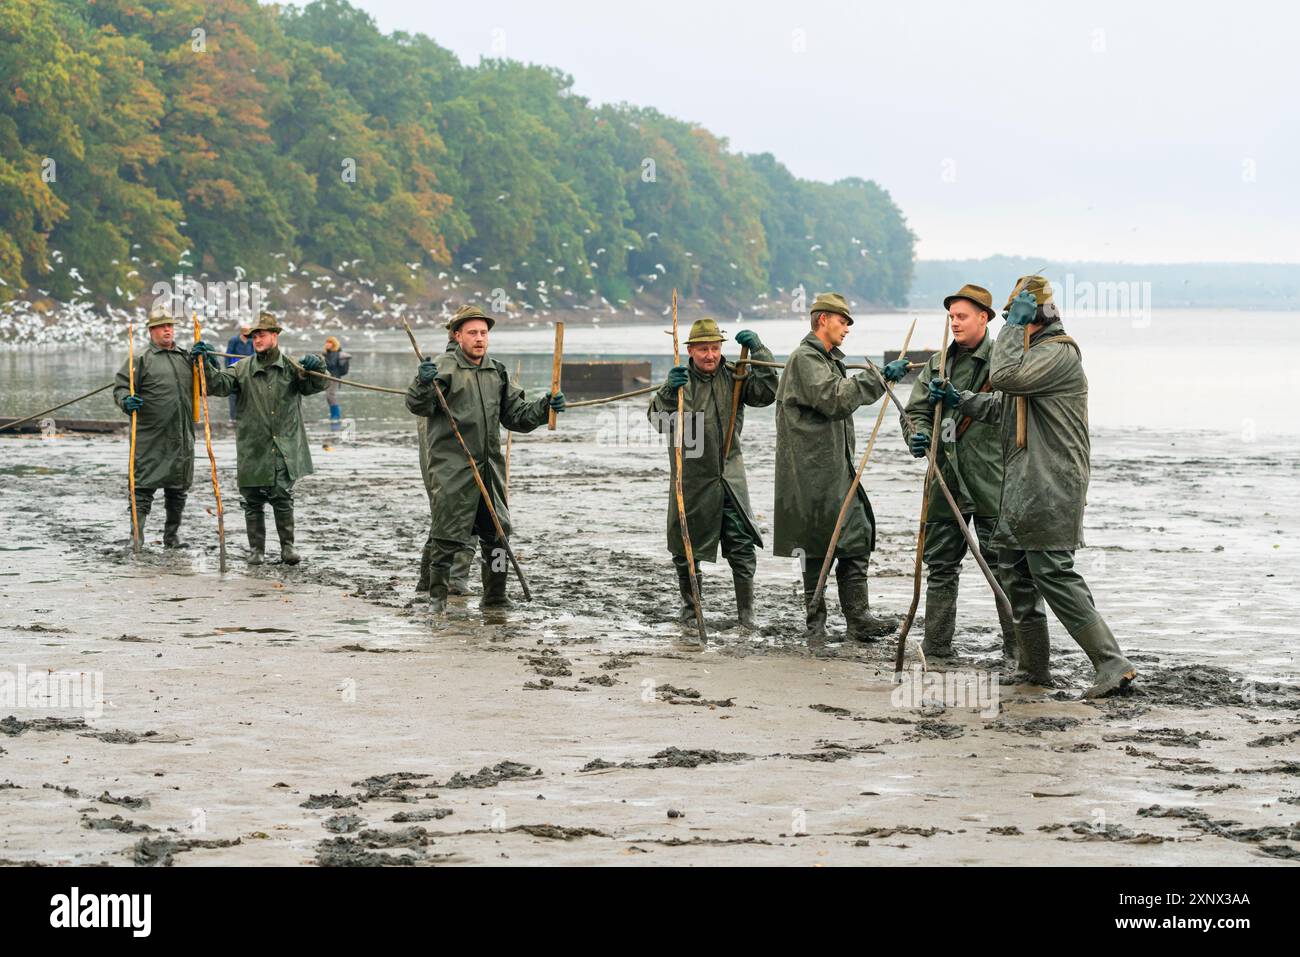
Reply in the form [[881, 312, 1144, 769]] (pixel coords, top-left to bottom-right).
[[909, 432, 930, 458], [417, 358, 437, 384], [1003, 289, 1037, 327], [300, 353, 325, 373], [928, 379, 961, 409], [191, 340, 215, 365], [666, 365, 689, 390], [548, 391, 566, 413], [123, 395, 143, 413], [882, 359, 910, 383], [735, 330, 760, 350]]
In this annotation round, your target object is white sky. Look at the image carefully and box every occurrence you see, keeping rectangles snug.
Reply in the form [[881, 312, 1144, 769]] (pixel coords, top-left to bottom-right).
[[352, 0, 1299, 263]]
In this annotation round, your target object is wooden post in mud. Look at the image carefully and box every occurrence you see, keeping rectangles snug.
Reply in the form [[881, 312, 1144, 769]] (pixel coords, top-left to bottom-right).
[[811, 319, 917, 614], [548, 323, 564, 431], [127, 317, 140, 554], [192, 320, 201, 423], [894, 317, 950, 674], [505, 359, 521, 500], [866, 363, 1013, 634], [193, 314, 227, 573], [401, 319, 531, 601], [723, 344, 749, 461], [672, 290, 707, 645]]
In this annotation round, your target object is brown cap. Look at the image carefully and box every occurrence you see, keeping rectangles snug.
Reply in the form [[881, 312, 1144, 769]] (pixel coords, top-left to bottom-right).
[[943, 284, 996, 318]]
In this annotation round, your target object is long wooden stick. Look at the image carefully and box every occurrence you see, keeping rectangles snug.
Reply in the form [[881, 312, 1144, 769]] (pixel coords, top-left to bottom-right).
[[127, 319, 140, 554], [722, 344, 749, 461], [0, 384, 114, 434], [672, 290, 707, 644], [505, 359, 521, 500], [192, 321, 201, 423], [894, 318, 950, 673], [810, 319, 917, 612], [548, 322, 564, 431], [400, 319, 531, 601], [193, 315, 226, 573], [866, 364, 1013, 631]]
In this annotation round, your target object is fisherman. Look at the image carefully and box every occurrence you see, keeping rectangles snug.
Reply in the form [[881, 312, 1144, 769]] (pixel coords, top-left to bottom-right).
[[112, 304, 197, 548], [322, 336, 351, 430], [773, 293, 911, 644], [648, 320, 778, 630], [415, 323, 476, 599], [405, 305, 565, 613], [936, 275, 1137, 697], [193, 313, 328, 565], [224, 323, 255, 423], [901, 284, 1016, 663]]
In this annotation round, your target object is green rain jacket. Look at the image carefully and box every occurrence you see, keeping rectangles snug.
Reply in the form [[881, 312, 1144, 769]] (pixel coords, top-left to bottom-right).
[[113, 342, 196, 490]]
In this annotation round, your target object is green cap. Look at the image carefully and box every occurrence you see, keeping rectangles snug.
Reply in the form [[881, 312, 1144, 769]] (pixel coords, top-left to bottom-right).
[[943, 284, 996, 318], [448, 304, 495, 333], [147, 304, 175, 329], [810, 292, 853, 325], [684, 318, 727, 344], [1004, 275, 1054, 310], [248, 312, 282, 335]]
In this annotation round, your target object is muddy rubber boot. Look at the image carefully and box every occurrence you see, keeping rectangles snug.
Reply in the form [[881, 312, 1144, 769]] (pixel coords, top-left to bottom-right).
[[734, 576, 756, 631], [995, 600, 1018, 669], [245, 509, 266, 565], [800, 566, 829, 646], [428, 567, 449, 615], [449, 547, 474, 596], [1010, 619, 1052, 686], [480, 561, 512, 609], [416, 540, 432, 594], [162, 492, 186, 548], [273, 506, 301, 566], [840, 576, 899, 642], [674, 562, 701, 624], [920, 581, 958, 658], [130, 490, 153, 545], [1073, 617, 1137, 699]]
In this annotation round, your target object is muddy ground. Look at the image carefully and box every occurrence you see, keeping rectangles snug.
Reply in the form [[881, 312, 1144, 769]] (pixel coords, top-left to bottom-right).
[[1, 402, 1298, 866]]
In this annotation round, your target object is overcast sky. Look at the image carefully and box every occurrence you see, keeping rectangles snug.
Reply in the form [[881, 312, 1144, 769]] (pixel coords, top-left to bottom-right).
[[352, 0, 1298, 263]]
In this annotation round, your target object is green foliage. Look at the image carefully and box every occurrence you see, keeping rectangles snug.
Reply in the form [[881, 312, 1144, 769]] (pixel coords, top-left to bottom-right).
[[0, 0, 915, 308]]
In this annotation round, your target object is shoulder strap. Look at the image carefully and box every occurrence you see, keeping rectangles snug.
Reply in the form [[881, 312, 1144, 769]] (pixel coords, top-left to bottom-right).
[[955, 374, 993, 441], [1030, 334, 1079, 355]]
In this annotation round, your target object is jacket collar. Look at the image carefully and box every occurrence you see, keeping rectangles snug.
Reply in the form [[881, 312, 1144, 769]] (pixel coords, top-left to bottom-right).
[[452, 345, 492, 370], [1030, 320, 1067, 344], [251, 349, 286, 373], [948, 329, 994, 364], [801, 331, 845, 362]]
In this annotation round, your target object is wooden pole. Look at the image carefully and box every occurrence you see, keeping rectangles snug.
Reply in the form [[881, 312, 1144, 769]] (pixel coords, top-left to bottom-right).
[[548, 322, 564, 431], [722, 344, 749, 461], [505, 359, 521, 500], [193, 314, 227, 573], [894, 317, 950, 674], [400, 319, 531, 601], [0, 383, 114, 434], [191, 320, 201, 423], [127, 319, 140, 554], [865, 364, 1013, 631], [671, 290, 707, 644], [810, 319, 917, 612]]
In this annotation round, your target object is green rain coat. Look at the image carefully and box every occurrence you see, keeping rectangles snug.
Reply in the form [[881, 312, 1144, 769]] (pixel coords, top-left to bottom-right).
[[113, 342, 195, 490], [957, 320, 1091, 551], [773, 332, 887, 559], [900, 330, 1003, 522], [203, 350, 328, 487], [405, 346, 549, 544], [647, 344, 778, 562]]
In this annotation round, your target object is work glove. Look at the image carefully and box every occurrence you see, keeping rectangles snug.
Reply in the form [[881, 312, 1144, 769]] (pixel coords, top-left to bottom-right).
[[1003, 289, 1037, 327], [547, 391, 567, 413], [300, 353, 325, 373], [666, 365, 689, 390], [123, 395, 144, 413], [882, 358, 910, 383], [735, 330, 761, 350], [191, 340, 216, 365], [928, 378, 961, 409], [910, 432, 931, 458], [417, 358, 438, 384]]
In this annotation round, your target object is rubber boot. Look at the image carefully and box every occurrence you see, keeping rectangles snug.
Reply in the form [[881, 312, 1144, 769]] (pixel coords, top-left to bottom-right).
[[840, 575, 899, 642], [1073, 617, 1137, 699], [416, 539, 432, 594], [245, 509, 266, 566], [734, 576, 756, 631], [800, 566, 829, 646], [449, 547, 474, 596], [428, 563, 450, 615], [480, 560, 512, 609], [1011, 619, 1052, 686], [920, 580, 958, 658], [162, 492, 186, 548], [130, 489, 153, 545], [273, 505, 301, 565], [674, 561, 701, 625], [329, 404, 342, 432]]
